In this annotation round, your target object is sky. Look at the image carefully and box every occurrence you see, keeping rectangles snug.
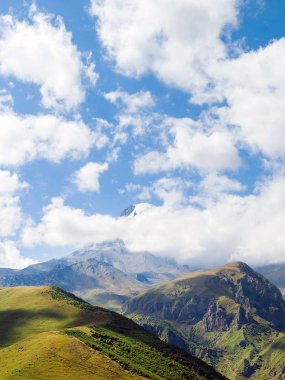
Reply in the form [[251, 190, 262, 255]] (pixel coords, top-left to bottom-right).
[[0, 0, 285, 268]]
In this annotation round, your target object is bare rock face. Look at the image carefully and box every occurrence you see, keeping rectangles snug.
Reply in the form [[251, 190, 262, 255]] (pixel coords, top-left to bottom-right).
[[203, 300, 234, 332], [234, 306, 251, 329]]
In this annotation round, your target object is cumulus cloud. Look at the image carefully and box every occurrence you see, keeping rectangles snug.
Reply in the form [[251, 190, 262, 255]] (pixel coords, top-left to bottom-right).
[[215, 39, 285, 160], [125, 177, 192, 208], [134, 117, 241, 174], [0, 88, 13, 111], [104, 89, 158, 141], [0, 241, 36, 269], [89, 0, 238, 99], [73, 162, 109, 192], [105, 90, 155, 113], [21, 175, 285, 266], [0, 111, 101, 166], [0, 170, 29, 194], [194, 173, 246, 204], [22, 197, 121, 247], [0, 196, 23, 237], [0, 6, 98, 111], [91, 1, 285, 167], [0, 171, 28, 237]]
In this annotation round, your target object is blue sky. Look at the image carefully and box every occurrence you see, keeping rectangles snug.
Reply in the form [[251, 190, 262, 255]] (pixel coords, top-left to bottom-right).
[[0, 0, 285, 268]]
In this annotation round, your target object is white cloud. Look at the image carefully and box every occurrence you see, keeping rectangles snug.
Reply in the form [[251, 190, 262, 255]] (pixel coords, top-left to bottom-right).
[[0, 240, 36, 269], [22, 197, 122, 247], [0, 195, 23, 237], [91, 0, 285, 166], [90, 0, 238, 99], [0, 170, 28, 194], [215, 39, 285, 160], [125, 177, 192, 207], [0, 111, 100, 166], [134, 117, 241, 174], [21, 175, 285, 266], [194, 173, 245, 204], [0, 6, 98, 111], [104, 90, 158, 140], [0, 88, 13, 111], [0, 171, 28, 237], [73, 162, 109, 192], [105, 90, 155, 113]]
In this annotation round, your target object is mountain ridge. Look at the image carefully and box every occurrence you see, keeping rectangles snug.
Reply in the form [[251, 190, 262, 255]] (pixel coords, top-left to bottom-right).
[[123, 261, 285, 379]]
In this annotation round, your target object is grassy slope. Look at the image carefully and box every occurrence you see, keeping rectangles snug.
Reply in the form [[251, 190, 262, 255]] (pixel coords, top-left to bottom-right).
[[252, 334, 285, 380], [0, 286, 225, 380], [0, 286, 108, 347], [0, 331, 143, 380]]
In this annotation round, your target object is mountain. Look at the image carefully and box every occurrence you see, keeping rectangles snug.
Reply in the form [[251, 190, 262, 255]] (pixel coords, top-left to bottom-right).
[[123, 262, 285, 380], [0, 239, 190, 311], [256, 263, 285, 296], [0, 257, 146, 312], [0, 258, 145, 292], [0, 268, 18, 276], [69, 239, 189, 278], [0, 285, 226, 380], [120, 203, 155, 217]]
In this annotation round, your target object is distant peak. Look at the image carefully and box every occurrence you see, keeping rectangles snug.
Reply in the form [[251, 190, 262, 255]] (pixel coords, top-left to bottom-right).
[[86, 239, 126, 251], [120, 205, 135, 217], [120, 203, 154, 217]]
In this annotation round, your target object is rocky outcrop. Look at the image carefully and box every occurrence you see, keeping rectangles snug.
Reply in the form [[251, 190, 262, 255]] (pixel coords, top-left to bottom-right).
[[203, 300, 234, 332], [234, 306, 251, 329], [143, 323, 188, 351]]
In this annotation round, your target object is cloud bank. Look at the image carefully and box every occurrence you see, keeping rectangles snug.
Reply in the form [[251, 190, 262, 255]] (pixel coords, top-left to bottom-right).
[[22, 175, 285, 267]]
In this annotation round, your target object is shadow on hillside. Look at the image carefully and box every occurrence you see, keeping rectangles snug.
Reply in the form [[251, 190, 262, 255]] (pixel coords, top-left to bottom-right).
[[102, 312, 225, 377], [0, 309, 64, 347], [270, 337, 285, 350]]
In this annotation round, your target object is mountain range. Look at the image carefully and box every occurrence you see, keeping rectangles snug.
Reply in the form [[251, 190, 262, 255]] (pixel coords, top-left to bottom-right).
[[0, 208, 284, 380], [0, 239, 191, 311]]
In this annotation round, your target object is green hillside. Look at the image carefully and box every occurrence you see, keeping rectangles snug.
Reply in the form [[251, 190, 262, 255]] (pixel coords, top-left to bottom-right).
[[123, 262, 285, 379], [0, 286, 226, 380], [0, 331, 143, 380]]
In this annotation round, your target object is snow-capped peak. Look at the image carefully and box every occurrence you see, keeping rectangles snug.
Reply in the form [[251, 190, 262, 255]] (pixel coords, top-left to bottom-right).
[[120, 203, 154, 217]]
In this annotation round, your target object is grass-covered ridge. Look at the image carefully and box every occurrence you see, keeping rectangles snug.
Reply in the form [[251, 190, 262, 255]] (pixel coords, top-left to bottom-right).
[[0, 286, 226, 380]]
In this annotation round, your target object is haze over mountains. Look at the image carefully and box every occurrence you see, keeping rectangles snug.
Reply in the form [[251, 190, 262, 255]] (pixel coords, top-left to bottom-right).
[[0, 228, 284, 302], [0, 238, 191, 310], [257, 263, 285, 296]]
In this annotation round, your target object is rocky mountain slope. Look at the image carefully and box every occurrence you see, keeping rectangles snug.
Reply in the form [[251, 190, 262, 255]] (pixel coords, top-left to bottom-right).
[[0, 286, 226, 380], [123, 262, 285, 379], [0, 239, 190, 311]]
